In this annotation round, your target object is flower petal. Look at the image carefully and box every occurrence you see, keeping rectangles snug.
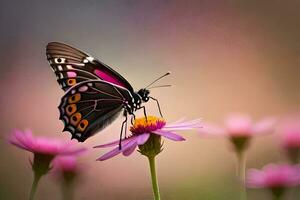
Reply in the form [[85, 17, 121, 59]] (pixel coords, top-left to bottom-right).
[[136, 133, 150, 145], [97, 147, 122, 161], [153, 130, 185, 141], [164, 119, 202, 129], [246, 169, 266, 188], [94, 137, 133, 148], [198, 122, 226, 136], [122, 143, 138, 156], [253, 117, 277, 134], [62, 144, 87, 155], [97, 137, 138, 161], [9, 139, 31, 151], [9, 130, 33, 152]]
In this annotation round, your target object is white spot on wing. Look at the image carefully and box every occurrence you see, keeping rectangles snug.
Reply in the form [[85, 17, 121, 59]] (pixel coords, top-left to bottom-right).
[[83, 56, 94, 63], [54, 58, 66, 64], [79, 86, 88, 92], [87, 56, 94, 61], [66, 65, 73, 69]]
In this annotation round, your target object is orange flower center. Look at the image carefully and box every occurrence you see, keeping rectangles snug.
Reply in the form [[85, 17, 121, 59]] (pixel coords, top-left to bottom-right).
[[130, 116, 166, 134]]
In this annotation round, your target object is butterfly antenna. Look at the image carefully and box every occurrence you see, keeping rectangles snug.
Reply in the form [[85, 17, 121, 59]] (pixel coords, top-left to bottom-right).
[[147, 84, 172, 89], [145, 72, 171, 89]]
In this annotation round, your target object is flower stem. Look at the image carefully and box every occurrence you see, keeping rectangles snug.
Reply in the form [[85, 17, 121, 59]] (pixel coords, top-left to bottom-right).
[[237, 152, 247, 200], [62, 183, 74, 200], [148, 156, 161, 200], [29, 172, 42, 200], [272, 194, 283, 200]]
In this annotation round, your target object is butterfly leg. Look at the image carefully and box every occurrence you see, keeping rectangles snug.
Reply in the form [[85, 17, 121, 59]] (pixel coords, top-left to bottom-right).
[[125, 117, 128, 138], [138, 106, 148, 121], [119, 115, 128, 150], [131, 113, 136, 125], [150, 97, 163, 118]]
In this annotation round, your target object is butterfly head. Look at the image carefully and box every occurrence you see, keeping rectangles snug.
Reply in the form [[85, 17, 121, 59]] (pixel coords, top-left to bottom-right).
[[137, 89, 150, 102]]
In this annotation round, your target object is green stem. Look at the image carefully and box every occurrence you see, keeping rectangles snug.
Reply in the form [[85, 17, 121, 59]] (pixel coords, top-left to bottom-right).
[[237, 152, 247, 200], [273, 196, 280, 200], [272, 194, 283, 200], [29, 172, 42, 200], [62, 183, 74, 200], [271, 187, 285, 200], [148, 156, 161, 200]]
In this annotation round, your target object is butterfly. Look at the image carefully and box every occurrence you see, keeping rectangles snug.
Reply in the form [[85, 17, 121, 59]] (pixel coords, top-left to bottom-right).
[[46, 42, 169, 142]]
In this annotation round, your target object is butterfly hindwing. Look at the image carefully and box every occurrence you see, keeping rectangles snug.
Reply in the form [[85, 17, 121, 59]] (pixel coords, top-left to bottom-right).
[[46, 42, 134, 91], [59, 80, 133, 142]]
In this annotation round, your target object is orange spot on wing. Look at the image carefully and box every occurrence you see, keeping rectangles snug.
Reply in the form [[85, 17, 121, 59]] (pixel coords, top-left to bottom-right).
[[70, 112, 82, 126], [67, 79, 76, 86], [77, 119, 89, 132], [66, 104, 77, 116], [68, 93, 81, 103]]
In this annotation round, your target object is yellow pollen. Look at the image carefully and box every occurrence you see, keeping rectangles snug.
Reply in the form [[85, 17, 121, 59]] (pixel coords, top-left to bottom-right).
[[130, 116, 166, 133]]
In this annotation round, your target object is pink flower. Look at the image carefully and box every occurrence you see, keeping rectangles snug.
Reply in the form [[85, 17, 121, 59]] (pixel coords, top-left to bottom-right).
[[52, 156, 85, 199], [9, 129, 86, 176], [279, 118, 300, 163], [247, 164, 300, 189], [8, 129, 87, 200], [52, 156, 84, 183], [52, 156, 81, 173], [280, 119, 300, 149], [94, 116, 201, 161], [9, 129, 86, 156], [200, 114, 276, 152]]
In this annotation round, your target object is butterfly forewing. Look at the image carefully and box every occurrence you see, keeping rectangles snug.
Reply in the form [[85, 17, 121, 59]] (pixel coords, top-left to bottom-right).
[[46, 42, 134, 91], [59, 80, 133, 142]]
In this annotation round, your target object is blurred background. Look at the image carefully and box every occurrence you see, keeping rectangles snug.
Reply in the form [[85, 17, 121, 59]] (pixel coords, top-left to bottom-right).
[[0, 0, 300, 199]]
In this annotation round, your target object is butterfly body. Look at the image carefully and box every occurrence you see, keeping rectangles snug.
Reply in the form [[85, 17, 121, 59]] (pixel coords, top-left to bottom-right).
[[46, 42, 154, 142]]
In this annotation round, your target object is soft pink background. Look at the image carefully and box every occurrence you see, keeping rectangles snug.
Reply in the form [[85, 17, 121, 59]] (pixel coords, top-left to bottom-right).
[[1, 1, 299, 199]]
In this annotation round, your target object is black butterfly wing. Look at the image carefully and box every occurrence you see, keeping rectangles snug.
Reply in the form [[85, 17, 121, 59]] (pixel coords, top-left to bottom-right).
[[59, 80, 133, 142], [46, 42, 134, 92]]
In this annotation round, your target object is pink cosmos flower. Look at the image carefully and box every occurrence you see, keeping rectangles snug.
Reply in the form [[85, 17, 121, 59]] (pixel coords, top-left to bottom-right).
[[9, 129, 86, 156], [9, 129, 87, 200], [247, 164, 300, 199], [94, 116, 201, 161], [280, 119, 300, 149], [200, 114, 276, 152], [52, 156, 81, 174], [279, 118, 300, 163], [52, 156, 84, 200], [246, 164, 300, 188]]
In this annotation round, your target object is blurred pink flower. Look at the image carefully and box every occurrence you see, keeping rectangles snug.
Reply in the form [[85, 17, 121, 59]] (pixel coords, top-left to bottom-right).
[[52, 156, 84, 200], [279, 118, 300, 163], [52, 156, 81, 173], [247, 164, 300, 199], [247, 164, 300, 188], [8, 129, 87, 200], [200, 114, 276, 152], [280, 119, 300, 149], [94, 116, 201, 161], [9, 129, 86, 156]]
